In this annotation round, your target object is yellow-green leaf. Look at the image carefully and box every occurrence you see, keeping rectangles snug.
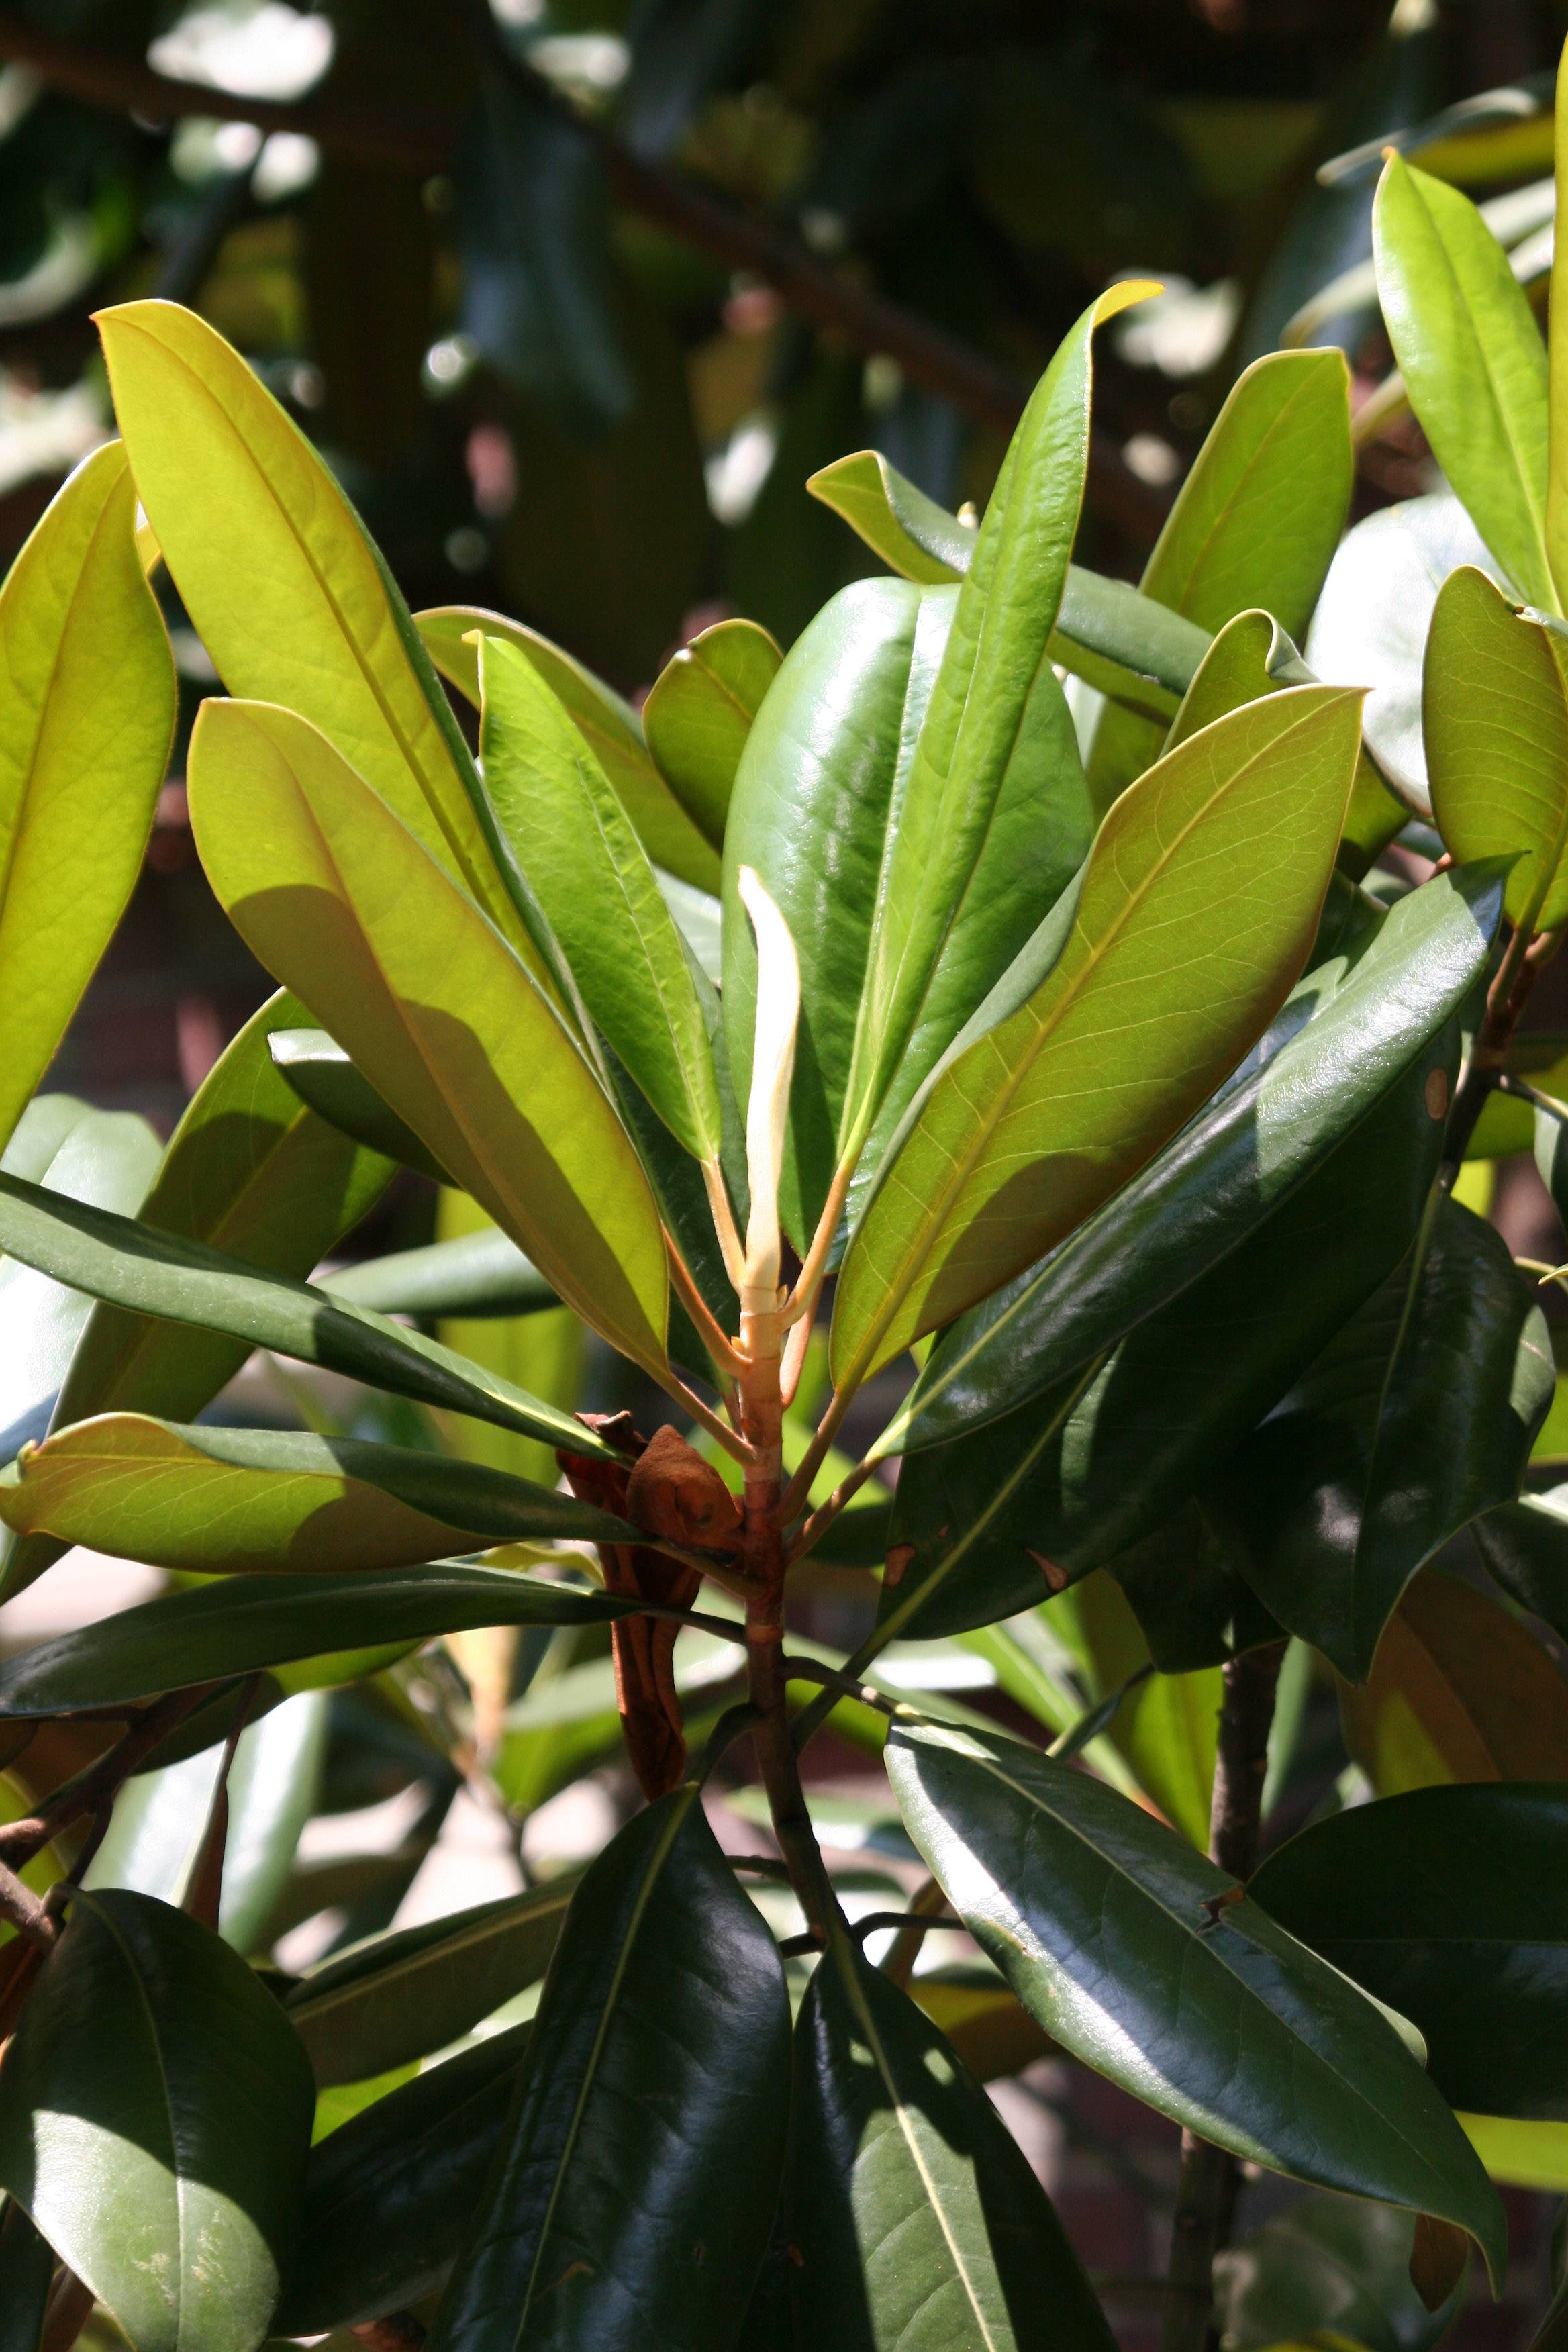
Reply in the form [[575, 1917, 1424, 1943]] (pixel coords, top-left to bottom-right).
[[1425, 565, 1568, 931], [187, 697, 669, 1376], [805, 448, 974, 583], [415, 603, 719, 892], [95, 300, 536, 961], [1545, 32, 1568, 609], [0, 442, 175, 1154], [832, 685, 1363, 1383], [477, 633, 722, 1162], [642, 618, 781, 852]]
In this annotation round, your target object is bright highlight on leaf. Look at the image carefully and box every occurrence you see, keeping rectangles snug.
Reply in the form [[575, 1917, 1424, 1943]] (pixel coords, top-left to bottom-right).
[[737, 863, 799, 1304]]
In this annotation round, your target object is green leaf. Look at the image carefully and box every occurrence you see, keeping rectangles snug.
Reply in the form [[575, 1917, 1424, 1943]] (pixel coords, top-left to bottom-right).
[[428, 1786, 789, 2351], [1426, 567, 1568, 930], [642, 618, 782, 851], [803, 452, 1214, 728], [324, 1226, 556, 1321], [1041, 1573, 1218, 1846], [0, 443, 175, 1155], [834, 684, 1365, 1385], [0, 2199, 55, 2352], [4, 988, 399, 1600], [1218, 1196, 1553, 1678], [0, 1887, 314, 2352], [893, 865, 1498, 1456], [97, 300, 537, 963], [0, 1416, 633, 1573], [805, 448, 975, 583], [1252, 1785, 1568, 2120], [0, 1095, 162, 1459], [1475, 1481, 1568, 1643], [1341, 1565, 1568, 1794], [1549, 39, 1568, 611], [275, 2025, 530, 2336], [477, 632, 723, 1162], [1214, 2192, 1465, 2352], [187, 696, 669, 1376], [0, 1562, 642, 1716], [887, 1720, 1506, 2279], [87, 1692, 328, 1957], [0, 1169, 605, 1457], [1306, 491, 1502, 816], [1087, 350, 1353, 809], [268, 1026, 450, 1184], [720, 579, 965, 1242], [287, 1883, 574, 2084], [1373, 156, 1553, 609], [882, 1026, 1447, 1642], [416, 604, 719, 893], [852, 287, 1153, 1130], [789, 1927, 1116, 2352]]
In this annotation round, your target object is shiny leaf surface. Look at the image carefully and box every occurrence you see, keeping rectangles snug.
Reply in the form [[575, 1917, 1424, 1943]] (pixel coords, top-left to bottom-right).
[[428, 1786, 789, 2351], [477, 632, 722, 1161], [0, 1563, 640, 1715], [642, 617, 781, 850], [789, 1928, 1115, 2352], [1252, 1785, 1568, 2118], [887, 1720, 1505, 2276], [0, 1168, 603, 1455], [0, 1888, 313, 2352], [268, 1026, 450, 1184]]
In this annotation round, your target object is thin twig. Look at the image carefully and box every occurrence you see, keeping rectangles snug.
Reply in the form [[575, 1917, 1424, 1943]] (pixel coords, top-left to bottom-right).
[[851, 1910, 969, 1941], [777, 1385, 854, 1526], [780, 1654, 897, 1716], [0, 1857, 55, 1949], [787, 1455, 879, 1565], [881, 1875, 950, 1987], [0, 1685, 216, 1869], [665, 1235, 746, 1381], [727, 1853, 792, 1879]]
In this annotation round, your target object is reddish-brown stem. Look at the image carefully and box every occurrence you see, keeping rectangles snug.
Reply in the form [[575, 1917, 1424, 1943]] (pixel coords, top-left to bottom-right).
[[0, 1858, 56, 1949], [787, 1455, 880, 1564], [0, 1685, 216, 1870]]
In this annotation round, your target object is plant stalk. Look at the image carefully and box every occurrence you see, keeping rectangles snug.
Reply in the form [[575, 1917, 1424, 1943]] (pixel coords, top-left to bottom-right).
[[1161, 1639, 1286, 2352]]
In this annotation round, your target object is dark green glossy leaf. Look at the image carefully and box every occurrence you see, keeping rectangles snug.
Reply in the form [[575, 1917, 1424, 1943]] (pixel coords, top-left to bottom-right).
[[0, 1888, 314, 2352], [268, 1026, 450, 1184], [287, 1883, 575, 2084], [0, 2198, 54, 2352], [1306, 491, 1502, 816], [0, 1094, 161, 1460], [1087, 350, 1353, 808], [1100, 1499, 1283, 1674], [642, 617, 781, 850], [887, 1720, 1505, 2277], [0, 1563, 640, 1716], [893, 865, 1499, 1456], [1214, 2191, 1465, 2352], [1476, 1481, 1568, 1643], [416, 605, 718, 893], [0, 1416, 629, 1573], [0, 1169, 605, 1457], [324, 1226, 555, 1320], [275, 2026, 529, 2335], [834, 685, 1364, 1384], [428, 1785, 789, 2351], [1218, 1197, 1552, 1678], [880, 1001, 1452, 1643], [789, 1928, 1115, 2352], [1251, 1785, 1568, 2119], [1373, 156, 1551, 610]]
